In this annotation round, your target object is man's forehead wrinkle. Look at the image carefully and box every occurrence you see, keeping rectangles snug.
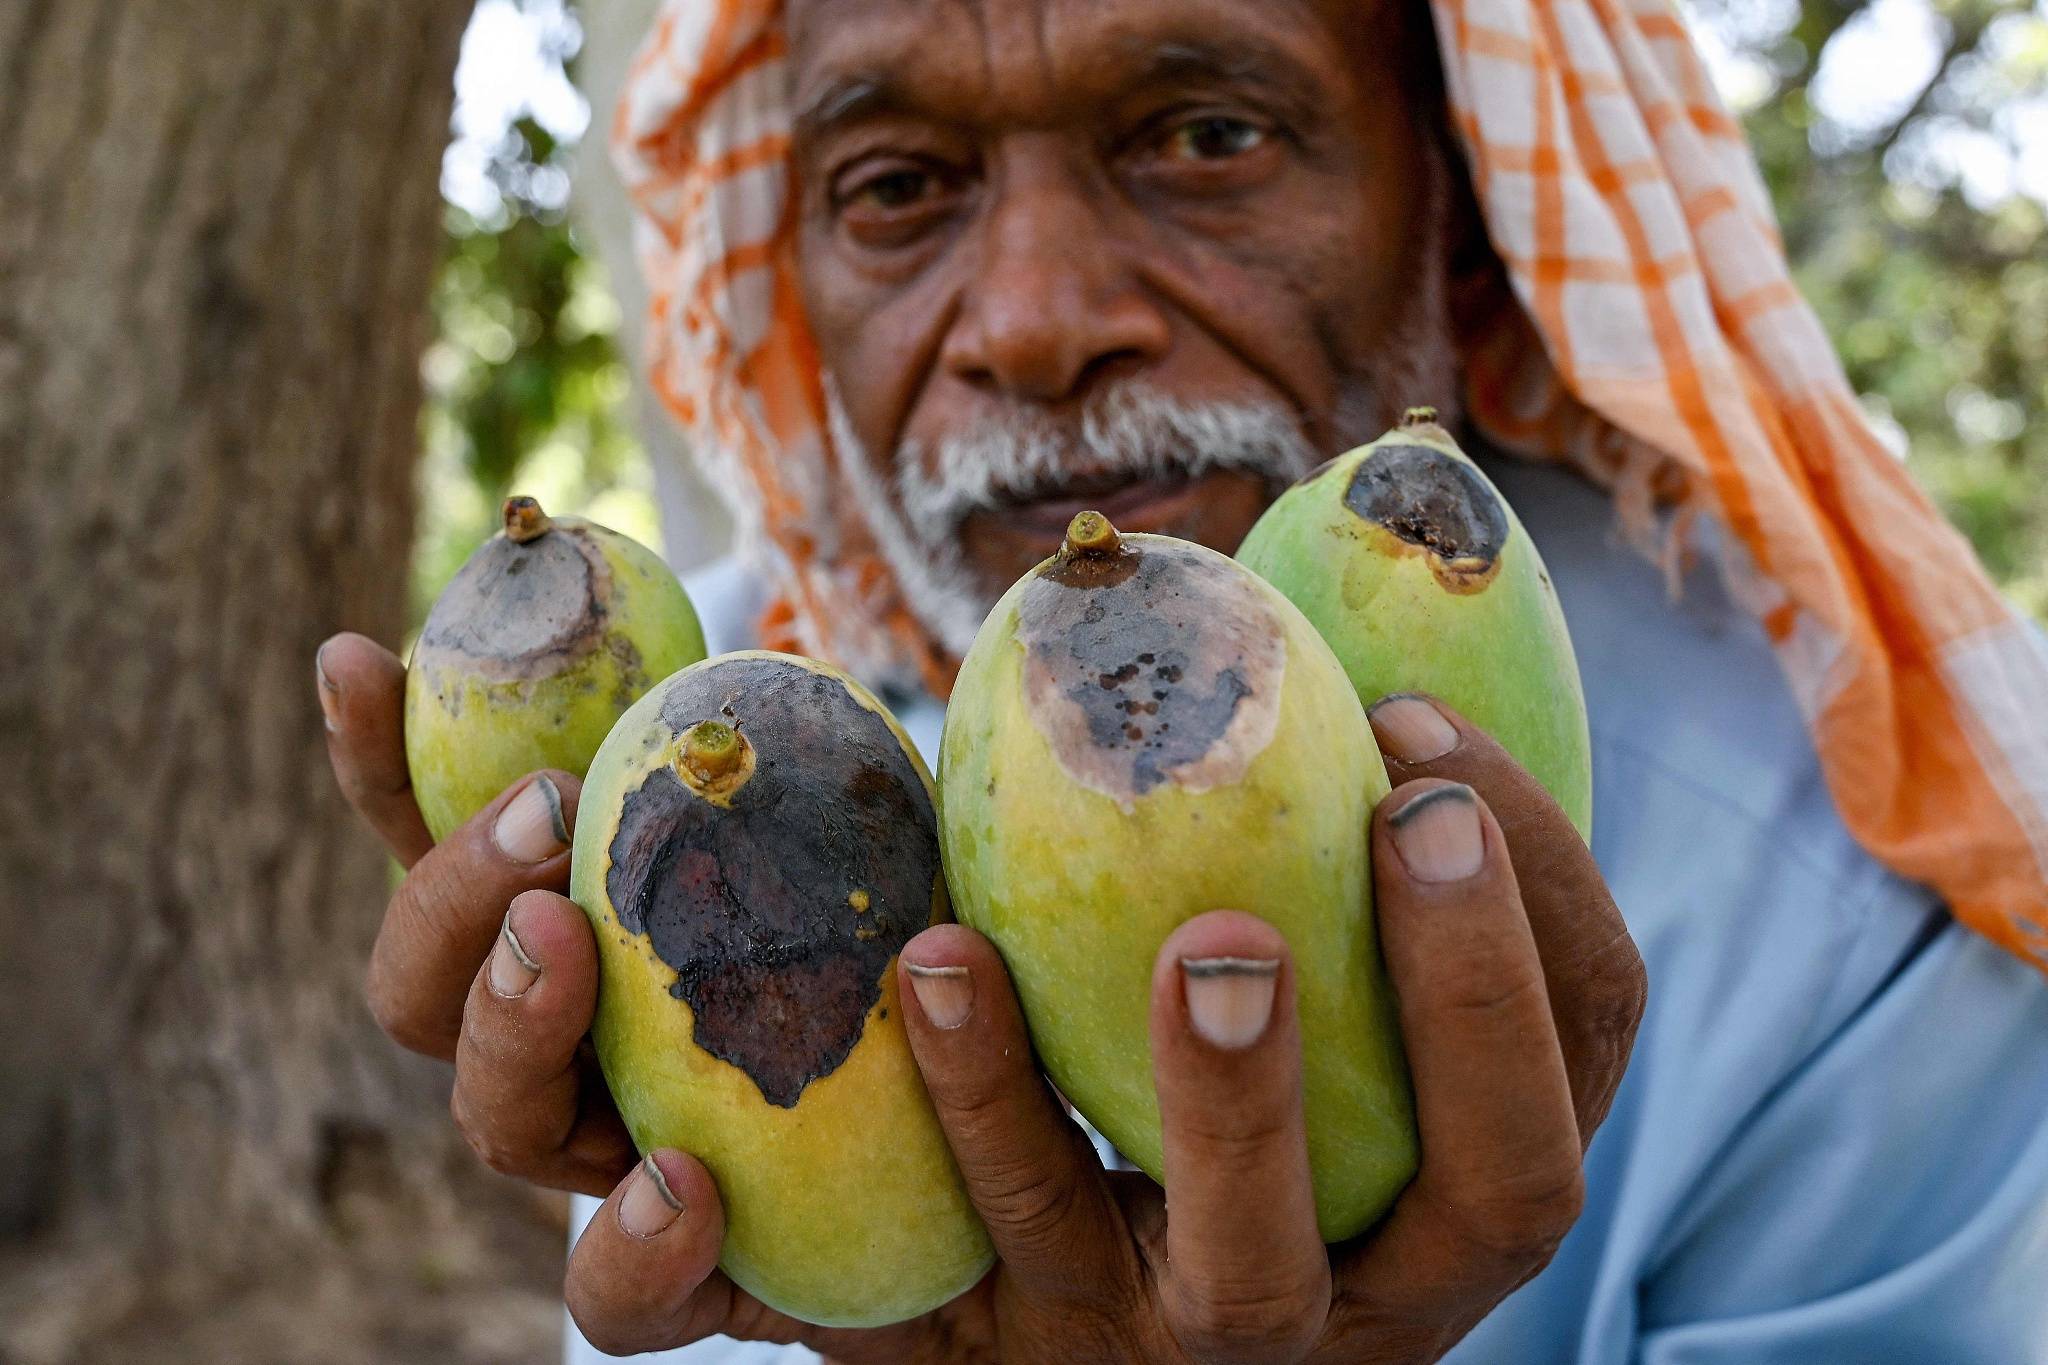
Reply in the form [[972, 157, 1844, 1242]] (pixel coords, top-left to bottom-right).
[[1123, 36, 1329, 111], [790, 0, 1353, 144]]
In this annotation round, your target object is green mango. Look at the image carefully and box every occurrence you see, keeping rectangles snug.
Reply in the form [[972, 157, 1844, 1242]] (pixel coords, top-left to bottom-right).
[[1237, 410, 1594, 838], [939, 513, 1416, 1242], [405, 497, 705, 842], [572, 651, 993, 1327]]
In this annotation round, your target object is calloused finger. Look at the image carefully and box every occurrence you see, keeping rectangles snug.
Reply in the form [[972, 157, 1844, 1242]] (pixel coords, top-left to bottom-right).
[[1332, 780, 1582, 1335], [317, 632, 433, 868], [365, 770, 579, 1059], [1367, 694, 1643, 1142], [1149, 911, 1330, 1364], [564, 1150, 767, 1356], [451, 890, 635, 1195], [898, 923, 1132, 1303]]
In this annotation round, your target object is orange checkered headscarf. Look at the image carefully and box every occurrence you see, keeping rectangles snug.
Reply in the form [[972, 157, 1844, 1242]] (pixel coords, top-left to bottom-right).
[[612, 0, 2048, 963]]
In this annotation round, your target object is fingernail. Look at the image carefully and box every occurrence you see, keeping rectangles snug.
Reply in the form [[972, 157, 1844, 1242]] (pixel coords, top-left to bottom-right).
[[618, 1155, 683, 1239], [1368, 694, 1459, 763], [904, 962, 973, 1029], [493, 775, 568, 863], [1181, 957, 1281, 1049], [315, 642, 341, 733], [489, 911, 541, 999], [1389, 784, 1485, 883]]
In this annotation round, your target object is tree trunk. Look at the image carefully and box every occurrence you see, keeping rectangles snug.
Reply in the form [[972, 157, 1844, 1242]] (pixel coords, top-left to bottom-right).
[[0, 0, 477, 1346]]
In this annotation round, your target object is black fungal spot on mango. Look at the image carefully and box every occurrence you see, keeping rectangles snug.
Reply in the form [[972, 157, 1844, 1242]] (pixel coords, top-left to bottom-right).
[[416, 524, 613, 681], [1344, 444, 1507, 592], [603, 657, 937, 1108], [1017, 537, 1283, 806]]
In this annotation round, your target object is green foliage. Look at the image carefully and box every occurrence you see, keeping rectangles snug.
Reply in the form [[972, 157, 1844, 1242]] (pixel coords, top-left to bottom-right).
[[1704, 0, 2048, 618], [413, 113, 662, 640]]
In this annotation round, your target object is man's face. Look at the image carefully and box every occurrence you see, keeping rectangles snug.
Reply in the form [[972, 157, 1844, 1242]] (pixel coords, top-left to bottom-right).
[[789, 0, 1454, 650]]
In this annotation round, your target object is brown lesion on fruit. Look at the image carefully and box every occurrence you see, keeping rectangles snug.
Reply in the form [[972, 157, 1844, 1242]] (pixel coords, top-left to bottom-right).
[[1343, 443, 1507, 594], [607, 656, 938, 1108], [413, 496, 615, 681], [1017, 518, 1284, 808]]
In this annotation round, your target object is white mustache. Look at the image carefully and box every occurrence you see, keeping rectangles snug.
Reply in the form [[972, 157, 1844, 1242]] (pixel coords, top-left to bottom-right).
[[896, 385, 1320, 536]]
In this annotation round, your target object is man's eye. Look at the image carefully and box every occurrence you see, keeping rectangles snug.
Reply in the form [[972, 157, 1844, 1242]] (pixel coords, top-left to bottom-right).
[[1164, 115, 1267, 161], [849, 168, 932, 211]]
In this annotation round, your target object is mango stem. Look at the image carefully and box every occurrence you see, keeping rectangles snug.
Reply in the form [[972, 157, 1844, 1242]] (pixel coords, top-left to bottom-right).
[[503, 496, 553, 543], [1063, 510, 1121, 557], [681, 720, 746, 782]]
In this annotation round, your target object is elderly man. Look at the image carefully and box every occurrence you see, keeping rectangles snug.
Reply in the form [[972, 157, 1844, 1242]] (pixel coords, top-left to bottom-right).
[[316, 0, 2048, 1360]]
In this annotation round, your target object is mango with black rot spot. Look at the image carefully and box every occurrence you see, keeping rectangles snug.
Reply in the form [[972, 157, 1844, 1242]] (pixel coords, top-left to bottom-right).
[[405, 496, 706, 841], [938, 512, 1417, 1243], [572, 651, 993, 1327], [1236, 409, 1594, 838]]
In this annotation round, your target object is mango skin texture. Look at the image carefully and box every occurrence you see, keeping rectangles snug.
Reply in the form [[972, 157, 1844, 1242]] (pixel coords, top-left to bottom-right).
[[573, 652, 993, 1328], [1236, 418, 1594, 839], [406, 513, 705, 842], [939, 534, 1417, 1242]]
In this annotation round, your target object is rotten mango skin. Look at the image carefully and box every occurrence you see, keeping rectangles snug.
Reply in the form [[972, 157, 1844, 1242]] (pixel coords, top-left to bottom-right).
[[1237, 412, 1594, 839], [572, 651, 993, 1328], [939, 522, 1417, 1243], [405, 499, 705, 843]]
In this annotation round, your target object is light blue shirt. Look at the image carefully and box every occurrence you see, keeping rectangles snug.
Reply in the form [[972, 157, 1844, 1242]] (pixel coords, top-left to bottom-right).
[[568, 456, 2048, 1364]]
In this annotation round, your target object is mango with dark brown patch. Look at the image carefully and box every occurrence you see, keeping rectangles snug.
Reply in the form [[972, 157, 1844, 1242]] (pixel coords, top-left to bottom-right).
[[406, 497, 706, 841], [571, 652, 992, 1327], [938, 514, 1417, 1242], [1237, 410, 1594, 837]]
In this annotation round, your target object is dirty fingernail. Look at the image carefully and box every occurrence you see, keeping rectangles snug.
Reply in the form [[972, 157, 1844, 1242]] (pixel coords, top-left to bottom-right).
[[1368, 694, 1459, 763], [315, 642, 342, 733], [1182, 957, 1281, 1049], [618, 1154, 684, 1239], [489, 911, 541, 999], [1389, 784, 1485, 883], [905, 963, 973, 1029], [494, 775, 568, 863]]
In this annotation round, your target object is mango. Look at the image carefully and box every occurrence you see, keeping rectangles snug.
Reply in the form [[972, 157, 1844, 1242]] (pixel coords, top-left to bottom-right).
[[571, 651, 993, 1327], [406, 497, 705, 841], [1236, 410, 1593, 838], [938, 513, 1416, 1242]]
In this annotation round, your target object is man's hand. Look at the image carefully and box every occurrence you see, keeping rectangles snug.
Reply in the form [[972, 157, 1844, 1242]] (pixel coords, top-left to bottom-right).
[[317, 632, 639, 1194], [555, 692, 1645, 1364]]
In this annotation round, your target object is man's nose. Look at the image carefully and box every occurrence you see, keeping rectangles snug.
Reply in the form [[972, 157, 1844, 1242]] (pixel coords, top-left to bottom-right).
[[941, 165, 1171, 404]]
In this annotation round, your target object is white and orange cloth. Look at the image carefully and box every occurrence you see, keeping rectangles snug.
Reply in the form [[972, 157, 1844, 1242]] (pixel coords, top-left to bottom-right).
[[610, 0, 2048, 965]]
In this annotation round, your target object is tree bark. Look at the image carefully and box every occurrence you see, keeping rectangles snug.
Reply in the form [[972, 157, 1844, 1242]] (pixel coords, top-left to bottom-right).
[[0, 0, 474, 1335]]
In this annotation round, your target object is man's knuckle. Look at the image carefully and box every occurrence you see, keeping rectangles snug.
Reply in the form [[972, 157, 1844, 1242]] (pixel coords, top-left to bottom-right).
[[1169, 1274, 1322, 1363], [366, 963, 441, 1056], [449, 1088, 529, 1177], [1179, 1108, 1296, 1166], [1577, 931, 1647, 1032], [977, 1150, 1085, 1249], [1440, 958, 1549, 1022], [1445, 1164, 1585, 1264]]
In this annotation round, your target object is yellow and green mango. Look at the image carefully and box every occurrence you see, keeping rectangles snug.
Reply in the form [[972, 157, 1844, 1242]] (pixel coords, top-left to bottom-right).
[[405, 497, 705, 841], [572, 652, 993, 1326], [1237, 410, 1593, 838], [938, 514, 1416, 1242]]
